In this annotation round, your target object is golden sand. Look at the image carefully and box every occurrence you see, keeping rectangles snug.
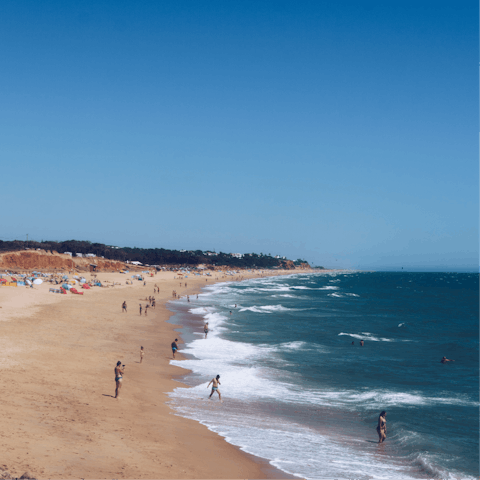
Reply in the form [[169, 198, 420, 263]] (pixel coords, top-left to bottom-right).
[[0, 269, 297, 479]]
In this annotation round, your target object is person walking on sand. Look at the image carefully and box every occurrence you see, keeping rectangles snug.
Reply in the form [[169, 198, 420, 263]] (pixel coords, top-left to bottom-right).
[[171, 339, 179, 359], [145, 304, 149, 316], [140, 346, 145, 363], [122, 301, 127, 313], [208, 375, 222, 401], [376, 411, 387, 443], [114, 361, 125, 399], [139, 304, 142, 316], [204, 322, 209, 339]]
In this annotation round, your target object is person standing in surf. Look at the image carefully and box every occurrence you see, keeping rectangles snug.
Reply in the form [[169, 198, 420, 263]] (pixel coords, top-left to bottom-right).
[[208, 375, 222, 401], [204, 322, 209, 339], [376, 411, 387, 443]]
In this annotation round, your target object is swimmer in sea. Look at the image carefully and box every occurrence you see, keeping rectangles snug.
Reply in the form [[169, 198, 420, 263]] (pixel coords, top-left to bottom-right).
[[440, 356, 455, 364], [114, 361, 125, 399], [204, 322, 209, 339], [208, 375, 222, 401], [360, 340, 364, 346], [376, 411, 387, 443], [140, 346, 144, 363]]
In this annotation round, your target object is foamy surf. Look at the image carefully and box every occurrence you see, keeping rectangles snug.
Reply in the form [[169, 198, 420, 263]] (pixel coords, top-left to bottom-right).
[[167, 272, 479, 480]]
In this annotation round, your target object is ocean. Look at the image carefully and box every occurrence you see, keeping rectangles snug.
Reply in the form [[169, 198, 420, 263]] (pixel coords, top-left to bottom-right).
[[167, 271, 479, 480]]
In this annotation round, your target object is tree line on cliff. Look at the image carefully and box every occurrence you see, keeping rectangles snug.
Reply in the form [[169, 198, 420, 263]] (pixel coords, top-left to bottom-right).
[[0, 240, 313, 269]]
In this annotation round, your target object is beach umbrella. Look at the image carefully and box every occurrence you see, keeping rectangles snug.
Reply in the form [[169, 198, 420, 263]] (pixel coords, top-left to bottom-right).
[[33, 279, 43, 285]]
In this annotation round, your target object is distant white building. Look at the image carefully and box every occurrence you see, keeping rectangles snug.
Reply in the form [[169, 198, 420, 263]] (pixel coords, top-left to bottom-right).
[[85, 253, 96, 258], [205, 252, 217, 256], [76, 253, 83, 257], [231, 253, 244, 258], [64, 252, 72, 256], [130, 261, 143, 265]]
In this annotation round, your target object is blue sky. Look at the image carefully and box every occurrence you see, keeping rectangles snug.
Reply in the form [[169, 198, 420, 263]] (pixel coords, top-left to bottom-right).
[[1, 0, 477, 270]]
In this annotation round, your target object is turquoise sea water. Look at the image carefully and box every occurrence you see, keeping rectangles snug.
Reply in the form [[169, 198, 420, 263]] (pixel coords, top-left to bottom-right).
[[168, 271, 479, 479]]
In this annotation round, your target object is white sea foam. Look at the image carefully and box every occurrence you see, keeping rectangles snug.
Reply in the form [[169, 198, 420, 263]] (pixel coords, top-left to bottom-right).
[[318, 286, 339, 290], [338, 332, 410, 342], [239, 304, 297, 313]]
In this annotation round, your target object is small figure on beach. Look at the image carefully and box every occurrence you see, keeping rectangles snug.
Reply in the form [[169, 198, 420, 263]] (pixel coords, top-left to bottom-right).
[[171, 339, 178, 359], [140, 346, 145, 363], [144, 281, 146, 286], [441, 356, 455, 364], [145, 304, 149, 316], [208, 375, 222, 401], [360, 340, 364, 346], [115, 361, 125, 399], [152, 299, 156, 309], [376, 411, 387, 443], [122, 301, 127, 313], [204, 322, 209, 339], [139, 304, 142, 316], [187, 295, 190, 302]]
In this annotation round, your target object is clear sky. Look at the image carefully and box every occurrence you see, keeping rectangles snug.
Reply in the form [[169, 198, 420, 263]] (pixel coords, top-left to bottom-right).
[[1, 0, 477, 271]]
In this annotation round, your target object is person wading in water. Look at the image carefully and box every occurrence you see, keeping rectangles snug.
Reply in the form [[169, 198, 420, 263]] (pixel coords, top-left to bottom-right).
[[376, 411, 387, 443], [208, 375, 222, 402]]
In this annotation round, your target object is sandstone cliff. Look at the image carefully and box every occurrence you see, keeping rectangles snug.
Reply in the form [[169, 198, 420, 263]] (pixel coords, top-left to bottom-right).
[[0, 250, 126, 272]]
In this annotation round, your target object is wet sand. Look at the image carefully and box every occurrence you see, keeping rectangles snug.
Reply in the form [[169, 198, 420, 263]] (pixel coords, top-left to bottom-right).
[[0, 269, 299, 479]]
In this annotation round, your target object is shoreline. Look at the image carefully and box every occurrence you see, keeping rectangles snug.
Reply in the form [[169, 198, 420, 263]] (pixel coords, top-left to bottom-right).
[[0, 267, 303, 479]]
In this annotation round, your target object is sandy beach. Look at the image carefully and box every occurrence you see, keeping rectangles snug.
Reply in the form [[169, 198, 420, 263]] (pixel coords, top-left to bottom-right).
[[0, 267, 300, 479]]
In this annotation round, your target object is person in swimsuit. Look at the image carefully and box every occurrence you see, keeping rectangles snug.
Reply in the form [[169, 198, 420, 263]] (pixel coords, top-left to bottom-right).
[[376, 411, 387, 443], [440, 356, 455, 364], [122, 301, 127, 313], [114, 361, 125, 399], [171, 339, 178, 359], [204, 322, 209, 339], [145, 304, 149, 316], [208, 375, 222, 401], [140, 346, 145, 363], [139, 304, 142, 316], [360, 340, 364, 346]]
